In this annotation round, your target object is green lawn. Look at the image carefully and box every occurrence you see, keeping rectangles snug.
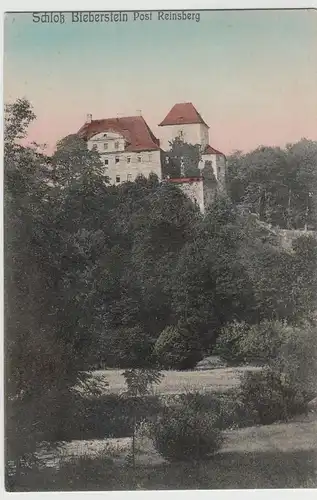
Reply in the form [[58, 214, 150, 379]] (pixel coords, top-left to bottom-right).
[[9, 366, 317, 491], [15, 413, 317, 490], [87, 366, 261, 395]]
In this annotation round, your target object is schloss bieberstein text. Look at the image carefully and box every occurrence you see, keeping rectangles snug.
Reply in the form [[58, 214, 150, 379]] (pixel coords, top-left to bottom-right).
[[32, 11, 201, 24]]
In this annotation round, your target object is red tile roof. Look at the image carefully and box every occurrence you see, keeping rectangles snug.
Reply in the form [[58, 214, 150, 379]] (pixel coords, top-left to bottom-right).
[[203, 145, 226, 158], [159, 103, 209, 127], [167, 177, 203, 184], [77, 116, 160, 152]]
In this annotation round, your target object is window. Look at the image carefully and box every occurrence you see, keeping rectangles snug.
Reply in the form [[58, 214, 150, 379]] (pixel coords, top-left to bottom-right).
[[104, 142, 108, 150], [178, 129, 184, 139], [137, 156, 142, 163], [116, 175, 120, 183], [114, 141, 119, 149], [148, 154, 152, 162], [104, 159, 109, 165], [127, 173, 132, 181], [115, 156, 120, 164], [127, 157, 131, 164]]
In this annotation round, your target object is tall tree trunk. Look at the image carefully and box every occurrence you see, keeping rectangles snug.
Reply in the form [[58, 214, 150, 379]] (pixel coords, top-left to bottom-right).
[[287, 187, 292, 229], [305, 196, 309, 231]]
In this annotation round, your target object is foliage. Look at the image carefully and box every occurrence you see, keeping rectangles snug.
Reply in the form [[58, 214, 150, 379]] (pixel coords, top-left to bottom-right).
[[105, 326, 155, 368], [219, 319, 317, 423], [176, 390, 255, 430], [169, 199, 257, 345], [162, 137, 201, 178], [152, 403, 223, 461], [122, 368, 163, 468], [227, 141, 317, 229], [4, 99, 108, 465], [154, 324, 203, 370], [122, 369, 164, 397], [214, 321, 251, 364], [239, 368, 313, 424], [216, 319, 317, 384], [51, 134, 105, 187], [5, 97, 317, 471]]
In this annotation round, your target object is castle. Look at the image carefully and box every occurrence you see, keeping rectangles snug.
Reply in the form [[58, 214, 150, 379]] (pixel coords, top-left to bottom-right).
[[77, 102, 226, 213]]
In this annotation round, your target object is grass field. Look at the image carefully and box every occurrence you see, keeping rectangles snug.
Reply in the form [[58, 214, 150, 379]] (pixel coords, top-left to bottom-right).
[[87, 366, 260, 395], [31, 413, 317, 490], [10, 366, 316, 491]]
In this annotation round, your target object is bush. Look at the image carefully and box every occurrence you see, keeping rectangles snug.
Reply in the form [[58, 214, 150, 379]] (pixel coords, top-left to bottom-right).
[[151, 403, 223, 461], [239, 368, 313, 424], [217, 319, 317, 425], [214, 320, 250, 364], [215, 320, 292, 366], [176, 390, 254, 430], [216, 320, 317, 385], [153, 324, 203, 370]]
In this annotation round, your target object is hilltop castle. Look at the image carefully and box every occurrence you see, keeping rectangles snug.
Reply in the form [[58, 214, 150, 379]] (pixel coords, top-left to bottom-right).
[[78, 102, 226, 212]]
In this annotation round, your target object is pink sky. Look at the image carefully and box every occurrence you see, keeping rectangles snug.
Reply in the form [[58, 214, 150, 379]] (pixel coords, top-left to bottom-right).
[[4, 10, 317, 155]]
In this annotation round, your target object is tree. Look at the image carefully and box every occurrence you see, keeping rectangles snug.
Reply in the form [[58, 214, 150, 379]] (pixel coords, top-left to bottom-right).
[[4, 99, 71, 464], [51, 134, 106, 188], [5, 102, 109, 471], [122, 369, 163, 469], [226, 141, 317, 229], [163, 137, 201, 178], [154, 324, 203, 370], [169, 197, 256, 347]]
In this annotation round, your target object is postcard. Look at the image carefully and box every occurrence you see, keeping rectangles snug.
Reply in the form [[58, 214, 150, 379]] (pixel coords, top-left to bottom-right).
[[4, 7, 317, 492]]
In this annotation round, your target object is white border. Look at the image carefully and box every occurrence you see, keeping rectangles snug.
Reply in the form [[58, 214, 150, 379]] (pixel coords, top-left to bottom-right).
[[1, 0, 317, 11], [1, 1, 317, 500]]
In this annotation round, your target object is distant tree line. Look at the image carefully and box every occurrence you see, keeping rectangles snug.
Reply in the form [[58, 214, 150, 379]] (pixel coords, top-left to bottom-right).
[[227, 142, 317, 229]]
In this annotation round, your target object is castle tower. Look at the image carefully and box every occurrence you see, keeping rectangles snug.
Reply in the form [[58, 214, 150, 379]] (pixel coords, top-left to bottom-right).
[[158, 102, 209, 151]]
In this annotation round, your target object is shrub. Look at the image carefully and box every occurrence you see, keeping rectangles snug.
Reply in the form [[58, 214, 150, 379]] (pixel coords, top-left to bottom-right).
[[176, 390, 254, 430], [214, 320, 250, 364], [154, 324, 203, 370], [239, 367, 313, 424], [151, 404, 223, 461], [216, 319, 317, 386]]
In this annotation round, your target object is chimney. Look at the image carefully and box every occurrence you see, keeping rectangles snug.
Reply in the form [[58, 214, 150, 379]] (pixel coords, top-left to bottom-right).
[[136, 109, 142, 116], [86, 113, 92, 123]]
